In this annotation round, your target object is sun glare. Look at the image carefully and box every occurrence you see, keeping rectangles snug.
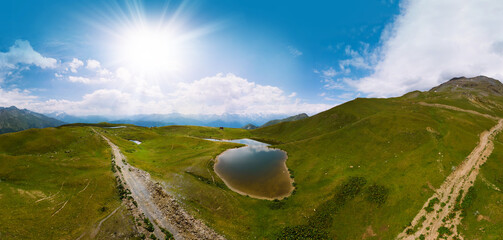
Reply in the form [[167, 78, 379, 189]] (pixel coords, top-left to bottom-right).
[[99, 1, 218, 78], [117, 25, 184, 73]]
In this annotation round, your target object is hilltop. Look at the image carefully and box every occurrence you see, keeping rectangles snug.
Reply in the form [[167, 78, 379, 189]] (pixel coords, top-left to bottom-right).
[[430, 76, 503, 96]]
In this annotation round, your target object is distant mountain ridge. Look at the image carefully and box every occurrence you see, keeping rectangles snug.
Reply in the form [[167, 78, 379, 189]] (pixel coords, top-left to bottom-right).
[[0, 106, 65, 134], [46, 112, 293, 128], [242, 123, 258, 130]]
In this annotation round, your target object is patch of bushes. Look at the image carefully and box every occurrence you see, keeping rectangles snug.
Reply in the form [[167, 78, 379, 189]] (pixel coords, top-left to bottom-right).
[[424, 197, 440, 213], [453, 190, 464, 211], [364, 184, 389, 205], [276, 176, 367, 239], [160, 227, 174, 240], [269, 199, 286, 210], [117, 183, 131, 200], [277, 225, 329, 239], [143, 218, 155, 232], [438, 226, 452, 237], [460, 186, 476, 217]]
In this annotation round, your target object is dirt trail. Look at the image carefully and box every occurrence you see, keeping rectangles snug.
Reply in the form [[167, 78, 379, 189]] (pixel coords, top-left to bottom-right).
[[95, 129, 225, 240], [418, 102, 499, 120], [397, 105, 503, 240]]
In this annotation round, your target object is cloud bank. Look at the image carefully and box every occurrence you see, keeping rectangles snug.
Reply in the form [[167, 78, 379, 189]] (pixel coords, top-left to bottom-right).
[[346, 0, 503, 97], [0, 40, 331, 116]]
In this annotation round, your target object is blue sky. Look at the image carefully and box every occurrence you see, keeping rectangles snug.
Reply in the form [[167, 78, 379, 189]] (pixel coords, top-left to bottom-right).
[[1, 0, 503, 116]]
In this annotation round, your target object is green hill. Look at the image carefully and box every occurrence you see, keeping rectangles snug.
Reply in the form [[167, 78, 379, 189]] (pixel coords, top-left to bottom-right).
[[2, 76, 503, 239], [0, 106, 65, 134], [260, 113, 309, 128], [0, 126, 137, 239]]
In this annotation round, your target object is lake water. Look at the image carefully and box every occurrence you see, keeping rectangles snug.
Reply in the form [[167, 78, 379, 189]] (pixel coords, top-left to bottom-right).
[[129, 140, 142, 145], [207, 138, 294, 200]]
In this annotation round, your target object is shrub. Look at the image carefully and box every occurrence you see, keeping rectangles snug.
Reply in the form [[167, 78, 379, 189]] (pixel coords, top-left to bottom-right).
[[160, 227, 174, 240], [424, 197, 440, 212], [269, 199, 286, 210], [438, 226, 452, 236], [143, 218, 155, 232], [364, 184, 389, 205], [277, 176, 367, 239]]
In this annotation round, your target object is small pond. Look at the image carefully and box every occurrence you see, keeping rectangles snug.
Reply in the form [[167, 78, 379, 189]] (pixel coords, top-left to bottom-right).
[[129, 140, 142, 145], [206, 138, 294, 200]]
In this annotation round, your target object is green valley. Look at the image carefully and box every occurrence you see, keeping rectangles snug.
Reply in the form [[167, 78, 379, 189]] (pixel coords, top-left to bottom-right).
[[2, 76, 503, 239]]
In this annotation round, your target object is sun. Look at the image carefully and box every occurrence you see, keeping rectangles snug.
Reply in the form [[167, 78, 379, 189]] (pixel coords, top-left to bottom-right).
[[116, 25, 185, 74]]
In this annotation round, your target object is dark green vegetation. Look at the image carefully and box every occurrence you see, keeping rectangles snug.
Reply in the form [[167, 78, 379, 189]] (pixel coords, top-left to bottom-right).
[[277, 176, 367, 239], [0, 126, 138, 239], [3, 76, 503, 239], [260, 113, 309, 128], [0, 106, 65, 134]]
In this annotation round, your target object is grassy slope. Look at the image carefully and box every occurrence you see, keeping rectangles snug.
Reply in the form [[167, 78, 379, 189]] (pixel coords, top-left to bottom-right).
[[0, 126, 137, 239], [97, 97, 498, 239], [459, 133, 503, 239], [255, 99, 496, 239]]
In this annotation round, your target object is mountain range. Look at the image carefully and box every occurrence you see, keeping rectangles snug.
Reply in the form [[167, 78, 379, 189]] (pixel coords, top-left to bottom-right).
[[45, 112, 298, 129], [0, 106, 65, 134]]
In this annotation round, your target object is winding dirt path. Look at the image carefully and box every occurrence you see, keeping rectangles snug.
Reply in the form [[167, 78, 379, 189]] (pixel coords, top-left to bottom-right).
[[95, 129, 225, 240], [397, 104, 503, 240], [418, 102, 499, 120]]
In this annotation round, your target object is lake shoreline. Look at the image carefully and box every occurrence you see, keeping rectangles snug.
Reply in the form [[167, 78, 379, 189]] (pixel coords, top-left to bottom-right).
[[208, 138, 295, 201]]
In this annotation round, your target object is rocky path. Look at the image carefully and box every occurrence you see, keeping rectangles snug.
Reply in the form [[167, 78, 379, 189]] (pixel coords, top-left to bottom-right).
[[95, 129, 225, 240], [397, 105, 503, 240]]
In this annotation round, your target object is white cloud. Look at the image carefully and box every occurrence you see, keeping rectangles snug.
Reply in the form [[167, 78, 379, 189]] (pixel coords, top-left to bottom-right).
[[0, 88, 37, 107], [288, 46, 303, 57], [68, 58, 83, 73], [350, 0, 503, 97], [86, 59, 101, 69], [339, 45, 374, 70], [68, 75, 110, 84], [171, 73, 329, 115], [322, 67, 338, 78], [1, 72, 331, 116], [0, 40, 57, 69], [68, 76, 91, 84]]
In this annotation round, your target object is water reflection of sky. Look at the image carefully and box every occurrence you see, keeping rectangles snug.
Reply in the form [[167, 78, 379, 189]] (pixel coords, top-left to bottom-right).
[[210, 138, 291, 199], [204, 138, 269, 147]]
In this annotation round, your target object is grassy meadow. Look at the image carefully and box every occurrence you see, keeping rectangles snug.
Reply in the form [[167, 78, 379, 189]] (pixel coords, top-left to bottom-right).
[[96, 96, 501, 239], [2, 87, 503, 239], [0, 126, 137, 239]]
